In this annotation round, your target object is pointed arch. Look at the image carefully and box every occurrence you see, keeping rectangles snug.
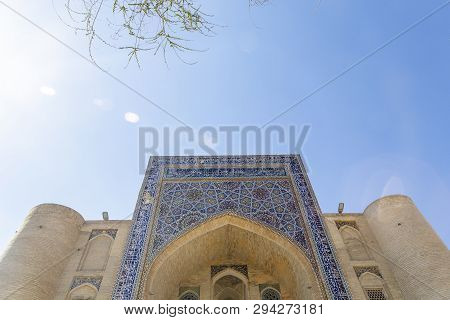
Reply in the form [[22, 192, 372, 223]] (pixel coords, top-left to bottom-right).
[[179, 290, 199, 300], [339, 225, 371, 261], [211, 268, 249, 300], [140, 214, 324, 299], [358, 272, 389, 300], [67, 283, 98, 300], [261, 286, 282, 300], [78, 234, 114, 271]]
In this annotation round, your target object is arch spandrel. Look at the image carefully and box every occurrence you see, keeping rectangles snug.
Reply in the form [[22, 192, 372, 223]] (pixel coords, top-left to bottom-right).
[[112, 156, 351, 300], [149, 178, 310, 260]]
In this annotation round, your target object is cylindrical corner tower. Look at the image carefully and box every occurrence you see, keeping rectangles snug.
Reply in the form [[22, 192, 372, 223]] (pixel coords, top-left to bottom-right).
[[0, 204, 84, 299], [364, 195, 450, 299]]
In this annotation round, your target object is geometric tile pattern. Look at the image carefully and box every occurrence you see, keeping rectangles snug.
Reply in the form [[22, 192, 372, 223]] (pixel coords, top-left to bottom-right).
[[259, 283, 281, 293], [112, 155, 351, 300], [365, 288, 387, 300], [150, 180, 308, 258], [288, 158, 351, 300], [164, 166, 288, 178], [211, 265, 249, 279], [70, 276, 103, 291], [261, 287, 282, 300], [179, 286, 200, 297], [335, 220, 358, 231], [89, 229, 118, 240], [354, 266, 383, 278]]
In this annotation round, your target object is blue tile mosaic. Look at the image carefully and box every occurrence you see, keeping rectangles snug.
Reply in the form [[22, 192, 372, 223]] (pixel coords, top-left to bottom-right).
[[112, 155, 351, 300], [164, 166, 287, 179], [150, 179, 309, 258]]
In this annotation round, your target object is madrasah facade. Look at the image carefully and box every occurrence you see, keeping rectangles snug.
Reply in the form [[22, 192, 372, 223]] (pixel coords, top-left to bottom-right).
[[0, 155, 449, 300]]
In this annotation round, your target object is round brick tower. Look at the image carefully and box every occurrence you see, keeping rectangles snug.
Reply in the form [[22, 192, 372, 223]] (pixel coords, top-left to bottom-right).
[[364, 195, 450, 299], [0, 204, 84, 299]]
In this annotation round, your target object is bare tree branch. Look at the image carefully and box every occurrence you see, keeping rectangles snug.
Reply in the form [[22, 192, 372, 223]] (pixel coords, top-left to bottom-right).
[[59, 0, 218, 65]]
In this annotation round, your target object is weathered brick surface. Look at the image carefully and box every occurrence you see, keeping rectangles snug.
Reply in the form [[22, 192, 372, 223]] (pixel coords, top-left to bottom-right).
[[54, 220, 131, 300], [2, 196, 448, 300], [323, 214, 403, 300], [364, 195, 450, 300], [0, 204, 84, 299]]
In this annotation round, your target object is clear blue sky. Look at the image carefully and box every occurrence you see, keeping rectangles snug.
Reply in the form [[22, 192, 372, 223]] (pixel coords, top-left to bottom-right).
[[0, 0, 449, 253]]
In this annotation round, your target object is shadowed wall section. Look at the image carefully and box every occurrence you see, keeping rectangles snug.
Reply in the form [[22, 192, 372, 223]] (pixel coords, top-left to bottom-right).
[[141, 215, 323, 299]]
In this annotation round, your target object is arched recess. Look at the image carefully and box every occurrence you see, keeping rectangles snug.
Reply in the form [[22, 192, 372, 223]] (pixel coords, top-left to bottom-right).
[[67, 284, 98, 300], [212, 268, 249, 300], [140, 214, 324, 299], [179, 290, 199, 300], [359, 272, 388, 300], [79, 234, 113, 271], [261, 287, 282, 300], [339, 226, 371, 261]]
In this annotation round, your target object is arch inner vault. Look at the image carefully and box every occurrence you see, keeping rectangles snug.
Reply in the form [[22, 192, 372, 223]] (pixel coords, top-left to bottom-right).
[[141, 215, 323, 299]]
